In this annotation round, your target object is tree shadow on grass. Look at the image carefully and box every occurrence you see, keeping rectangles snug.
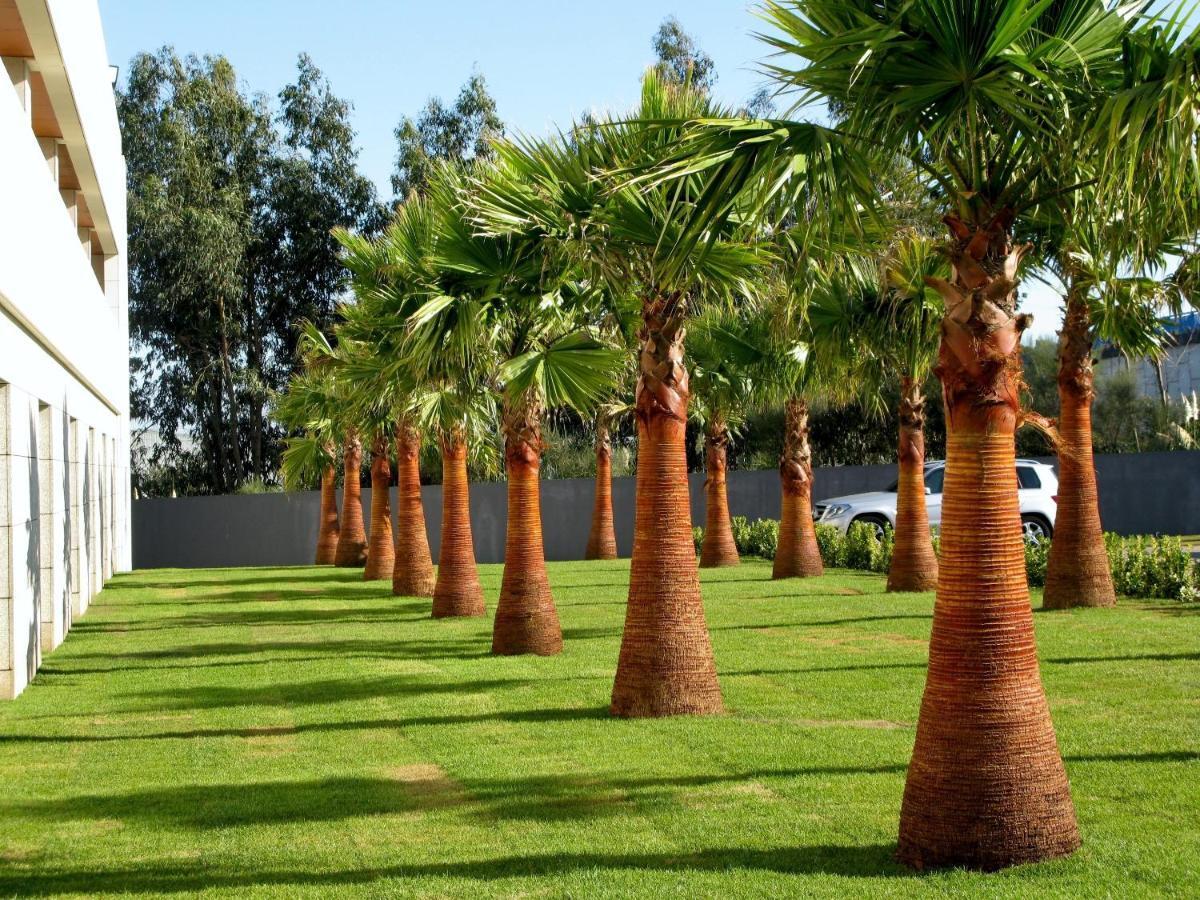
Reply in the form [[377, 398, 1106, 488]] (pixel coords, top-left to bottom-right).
[[70, 603, 440, 633], [0, 765, 908, 830], [723, 662, 926, 676], [121, 673, 537, 712], [1045, 651, 1199, 665], [0, 844, 908, 895], [118, 568, 365, 589], [2, 707, 609, 743], [712, 614, 930, 632]]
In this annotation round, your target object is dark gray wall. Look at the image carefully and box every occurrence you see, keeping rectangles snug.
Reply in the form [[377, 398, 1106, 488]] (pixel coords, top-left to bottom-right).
[[131, 451, 1200, 569]]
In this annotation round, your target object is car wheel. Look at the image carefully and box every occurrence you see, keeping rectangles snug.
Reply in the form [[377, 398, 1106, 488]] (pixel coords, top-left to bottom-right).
[[1021, 515, 1053, 543], [852, 514, 890, 543]]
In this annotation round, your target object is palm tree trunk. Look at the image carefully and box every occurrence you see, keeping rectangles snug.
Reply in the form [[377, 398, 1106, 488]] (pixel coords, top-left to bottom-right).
[[699, 417, 739, 567], [610, 294, 723, 718], [431, 430, 485, 618], [887, 376, 938, 592], [898, 210, 1079, 871], [585, 415, 618, 560], [772, 397, 823, 579], [315, 462, 340, 565], [1043, 280, 1116, 609], [333, 431, 367, 567], [363, 434, 394, 581], [492, 394, 562, 655], [392, 421, 435, 597]]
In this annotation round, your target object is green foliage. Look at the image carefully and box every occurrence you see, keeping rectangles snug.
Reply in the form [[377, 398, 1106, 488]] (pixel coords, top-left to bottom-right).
[[1024, 537, 1051, 588], [652, 16, 716, 93], [815, 523, 845, 568], [391, 72, 503, 201], [120, 50, 380, 496], [1103, 534, 1200, 602], [233, 478, 283, 496], [1028, 532, 1198, 601]]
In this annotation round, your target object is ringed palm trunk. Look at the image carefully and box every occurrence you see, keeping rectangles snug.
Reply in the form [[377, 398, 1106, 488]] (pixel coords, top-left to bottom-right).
[[315, 461, 340, 565], [431, 430, 485, 618], [392, 421, 435, 597], [699, 417, 739, 567], [333, 431, 367, 567], [772, 398, 823, 579], [898, 210, 1080, 871], [1042, 280, 1116, 609], [492, 395, 563, 656], [584, 416, 618, 560], [363, 435, 394, 581], [610, 293, 723, 718], [887, 376, 938, 592]]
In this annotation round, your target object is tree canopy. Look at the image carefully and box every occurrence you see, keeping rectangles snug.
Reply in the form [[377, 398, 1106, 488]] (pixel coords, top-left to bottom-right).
[[120, 49, 382, 495]]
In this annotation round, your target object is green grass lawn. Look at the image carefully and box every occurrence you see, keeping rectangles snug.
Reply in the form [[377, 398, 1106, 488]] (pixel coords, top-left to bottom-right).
[[0, 559, 1197, 898]]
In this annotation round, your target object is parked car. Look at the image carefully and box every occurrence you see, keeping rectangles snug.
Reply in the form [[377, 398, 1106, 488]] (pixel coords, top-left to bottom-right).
[[813, 459, 1058, 542]]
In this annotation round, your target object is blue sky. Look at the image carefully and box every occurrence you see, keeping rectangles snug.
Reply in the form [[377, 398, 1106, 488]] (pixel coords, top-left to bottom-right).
[[96, 0, 1071, 336]]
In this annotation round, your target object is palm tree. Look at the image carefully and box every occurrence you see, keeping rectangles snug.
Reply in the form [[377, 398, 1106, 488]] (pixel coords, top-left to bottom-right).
[[687, 309, 760, 567], [583, 401, 626, 560], [472, 73, 764, 715], [1032, 183, 1198, 609], [425, 165, 625, 653], [817, 237, 945, 591], [584, 292, 640, 562], [290, 324, 367, 569], [274, 368, 341, 564], [334, 214, 439, 596], [642, 0, 1197, 869], [401, 171, 507, 620]]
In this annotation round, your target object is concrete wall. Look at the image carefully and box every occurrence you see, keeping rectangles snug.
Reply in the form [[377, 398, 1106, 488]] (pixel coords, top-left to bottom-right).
[[1, 0, 129, 698], [130, 451, 1200, 570]]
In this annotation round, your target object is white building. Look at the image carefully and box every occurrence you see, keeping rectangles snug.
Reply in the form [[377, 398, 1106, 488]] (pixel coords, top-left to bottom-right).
[[1095, 313, 1200, 403], [1, 0, 129, 699]]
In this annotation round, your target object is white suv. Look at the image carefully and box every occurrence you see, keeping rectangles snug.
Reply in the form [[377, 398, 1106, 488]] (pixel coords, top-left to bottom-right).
[[813, 459, 1058, 542]]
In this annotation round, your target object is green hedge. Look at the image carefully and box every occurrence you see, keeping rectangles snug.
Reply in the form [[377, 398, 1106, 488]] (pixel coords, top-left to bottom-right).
[[695, 516, 1199, 601]]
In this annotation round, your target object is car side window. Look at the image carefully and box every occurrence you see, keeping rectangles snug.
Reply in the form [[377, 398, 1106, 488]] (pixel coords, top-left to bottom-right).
[[1017, 466, 1041, 489], [924, 468, 945, 494]]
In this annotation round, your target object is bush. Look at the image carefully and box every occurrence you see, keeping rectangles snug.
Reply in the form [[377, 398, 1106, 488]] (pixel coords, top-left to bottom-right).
[[815, 523, 846, 567], [701, 512, 1199, 601], [1103, 533, 1199, 601], [1025, 537, 1050, 587]]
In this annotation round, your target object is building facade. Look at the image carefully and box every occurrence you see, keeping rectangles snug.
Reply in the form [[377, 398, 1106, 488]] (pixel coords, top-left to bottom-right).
[[1, 0, 129, 698], [1096, 312, 1200, 403]]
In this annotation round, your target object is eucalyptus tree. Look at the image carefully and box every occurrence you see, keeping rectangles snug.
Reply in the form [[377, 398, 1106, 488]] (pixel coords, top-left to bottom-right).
[[687, 308, 762, 567], [472, 72, 763, 716], [651, 0, 1199, 870]]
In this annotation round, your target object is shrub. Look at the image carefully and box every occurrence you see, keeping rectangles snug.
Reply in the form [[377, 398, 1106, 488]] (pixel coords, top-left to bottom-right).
[[815, 524, 846, 567], [844, 522, 877, 571], [747, 518, 779, 561], [702, 512, 1198, 601], [1025, 537, 1050, 587], [1103, 533, 1199, 601]]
